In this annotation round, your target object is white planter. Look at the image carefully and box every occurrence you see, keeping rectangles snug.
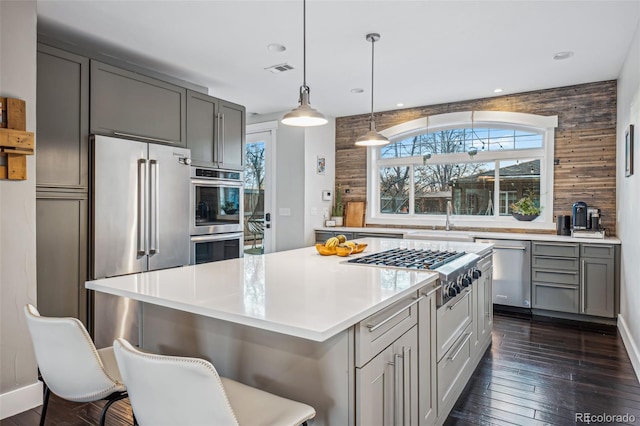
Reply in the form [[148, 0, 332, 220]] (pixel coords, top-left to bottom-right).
[[332, 216, 344, 227]]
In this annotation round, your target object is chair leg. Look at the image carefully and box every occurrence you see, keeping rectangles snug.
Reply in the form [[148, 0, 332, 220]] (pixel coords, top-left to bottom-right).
[[99, 392, 129, 426], [39, 384, 50, 426]]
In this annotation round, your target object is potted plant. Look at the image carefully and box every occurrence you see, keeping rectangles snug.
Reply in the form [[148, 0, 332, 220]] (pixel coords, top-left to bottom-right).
[[510, 191, 541, 221], [332, 184, 344, 226]]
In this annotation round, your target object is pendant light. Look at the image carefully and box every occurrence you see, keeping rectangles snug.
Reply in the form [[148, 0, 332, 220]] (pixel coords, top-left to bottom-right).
[[281, 0, 327, 127], [355, 33, 390, 147]]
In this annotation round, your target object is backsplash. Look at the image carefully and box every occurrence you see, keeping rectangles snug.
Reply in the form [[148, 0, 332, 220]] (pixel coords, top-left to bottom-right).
[[335, 80, 617, 235]]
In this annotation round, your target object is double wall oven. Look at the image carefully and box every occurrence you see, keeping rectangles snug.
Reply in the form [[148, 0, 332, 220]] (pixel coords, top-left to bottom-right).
[[190, 167, 244, 264]]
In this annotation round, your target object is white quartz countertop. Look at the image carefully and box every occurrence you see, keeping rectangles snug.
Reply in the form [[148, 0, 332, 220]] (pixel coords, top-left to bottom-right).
[[317, 227, 621, 245], [87, 239, 491, 342]]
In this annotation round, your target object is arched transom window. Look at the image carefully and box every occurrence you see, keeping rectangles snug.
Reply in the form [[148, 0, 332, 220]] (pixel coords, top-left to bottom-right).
[[366, 111, 558, 229]]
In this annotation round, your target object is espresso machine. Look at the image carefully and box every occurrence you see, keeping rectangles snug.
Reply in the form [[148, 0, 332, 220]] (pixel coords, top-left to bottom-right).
[[572, 201, 604, 237]]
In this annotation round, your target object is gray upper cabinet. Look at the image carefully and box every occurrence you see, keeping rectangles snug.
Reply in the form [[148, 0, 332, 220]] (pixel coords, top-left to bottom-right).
[[187, 90, 245, 170], [37, 44, 89, 188], [219, 100, 245, 170], [90, 61, 186, 146]]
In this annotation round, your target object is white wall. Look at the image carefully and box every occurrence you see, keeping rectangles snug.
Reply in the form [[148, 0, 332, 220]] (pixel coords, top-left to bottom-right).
[[248, 112, 336, 250], [304, 120, 336, 246], [617, 18, 640, 381], [0, 0, 42, 418]]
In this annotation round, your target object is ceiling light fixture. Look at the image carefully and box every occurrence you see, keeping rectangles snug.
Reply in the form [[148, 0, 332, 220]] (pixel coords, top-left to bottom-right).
[[350, 88, 364, 94], [493, 88, 503, 93], [267, 43, 286, 52], [553, 51, 574, 60], [355, 33, 390, 147], [281, 0, 327, 127], [396, 103, 404, 107]]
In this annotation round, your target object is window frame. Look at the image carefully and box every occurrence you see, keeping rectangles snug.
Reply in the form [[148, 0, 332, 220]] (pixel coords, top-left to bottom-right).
[[366, 111, 558, 230]]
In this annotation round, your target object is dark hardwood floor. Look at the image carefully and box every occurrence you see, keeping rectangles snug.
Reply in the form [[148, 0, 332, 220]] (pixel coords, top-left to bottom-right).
[[3, 314, 639, 425]]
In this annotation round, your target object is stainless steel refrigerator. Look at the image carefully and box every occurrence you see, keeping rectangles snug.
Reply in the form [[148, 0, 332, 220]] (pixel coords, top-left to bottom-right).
[[90, 135, 191, 347]]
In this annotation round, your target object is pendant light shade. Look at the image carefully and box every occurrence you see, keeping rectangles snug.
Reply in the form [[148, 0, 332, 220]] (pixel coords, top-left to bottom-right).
[[355, 33, 389, 147], [281, 0, 327, 127]]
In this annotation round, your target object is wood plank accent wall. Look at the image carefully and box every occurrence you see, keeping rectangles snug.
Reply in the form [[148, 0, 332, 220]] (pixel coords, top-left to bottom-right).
[[335, 80, 617, 235]]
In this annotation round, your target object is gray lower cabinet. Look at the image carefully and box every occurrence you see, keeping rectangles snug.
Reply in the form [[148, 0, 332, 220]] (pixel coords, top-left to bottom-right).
[[91, 60, 186, 146], [315, 230, 403, 243], [186, 91, 245, 170], [531, 242, 580, 313], [36, 194, 88, 325], [581, 246, 615, 317], [356, 326, 419, 426]]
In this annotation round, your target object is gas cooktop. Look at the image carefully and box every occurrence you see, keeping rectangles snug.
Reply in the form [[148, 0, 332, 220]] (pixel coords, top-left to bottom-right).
[[347, 248, 465, 270]]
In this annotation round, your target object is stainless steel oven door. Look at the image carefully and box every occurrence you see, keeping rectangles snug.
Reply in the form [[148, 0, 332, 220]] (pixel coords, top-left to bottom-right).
[[190, 233, 244, 265], [190, 178, 244, 235]]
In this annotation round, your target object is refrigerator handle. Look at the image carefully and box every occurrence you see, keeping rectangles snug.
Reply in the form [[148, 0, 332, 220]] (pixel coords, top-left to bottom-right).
[[137, 159, 147, 256], [149, 159, 159, 254]]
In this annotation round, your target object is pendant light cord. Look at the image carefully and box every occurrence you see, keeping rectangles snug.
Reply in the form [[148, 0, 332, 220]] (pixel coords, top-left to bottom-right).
[[302, 0, 307, 91], [370, 36, 375, 123]]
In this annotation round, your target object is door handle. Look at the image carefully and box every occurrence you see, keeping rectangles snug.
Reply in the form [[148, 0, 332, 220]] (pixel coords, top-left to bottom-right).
[[149, 159, 159, 254], [137, 159, 147, 256]]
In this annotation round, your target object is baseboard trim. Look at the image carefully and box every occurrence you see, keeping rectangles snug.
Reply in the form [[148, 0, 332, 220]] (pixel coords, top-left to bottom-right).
[[0, 381, 42, 420], [618, 314, 640, 383]]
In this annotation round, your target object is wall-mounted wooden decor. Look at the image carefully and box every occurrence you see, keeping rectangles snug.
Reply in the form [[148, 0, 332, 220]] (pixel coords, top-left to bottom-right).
[[0, 97, 33, 180]]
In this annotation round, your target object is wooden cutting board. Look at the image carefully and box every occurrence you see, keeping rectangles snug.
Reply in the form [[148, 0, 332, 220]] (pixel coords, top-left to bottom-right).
[[345, 201, 366, 227]]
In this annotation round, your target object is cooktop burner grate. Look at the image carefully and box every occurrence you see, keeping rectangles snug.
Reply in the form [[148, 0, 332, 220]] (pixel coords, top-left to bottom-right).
[[346, 248, 467, 270]]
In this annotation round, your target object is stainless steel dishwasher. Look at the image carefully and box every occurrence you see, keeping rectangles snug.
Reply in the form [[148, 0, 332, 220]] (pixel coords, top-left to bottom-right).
[[475, 239, 531, 308]]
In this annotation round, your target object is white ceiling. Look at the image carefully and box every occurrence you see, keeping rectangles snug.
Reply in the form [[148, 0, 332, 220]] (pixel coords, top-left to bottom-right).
[[37, 0, 640, 118]]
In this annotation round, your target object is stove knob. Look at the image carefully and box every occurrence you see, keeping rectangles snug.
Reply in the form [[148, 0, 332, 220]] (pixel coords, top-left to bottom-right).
[[449, 286, 458, 297], [473, 268, 481, 279], [462, 276, 472, 287], [453, 280, 462, 293]]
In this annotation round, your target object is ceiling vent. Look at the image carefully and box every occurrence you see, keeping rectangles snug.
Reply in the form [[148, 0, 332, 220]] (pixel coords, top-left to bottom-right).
[[265, 63, 294, 74]]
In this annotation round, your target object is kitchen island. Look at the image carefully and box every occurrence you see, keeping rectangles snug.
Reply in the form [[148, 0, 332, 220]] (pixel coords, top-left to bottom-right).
[[87, 238, 493, 425]]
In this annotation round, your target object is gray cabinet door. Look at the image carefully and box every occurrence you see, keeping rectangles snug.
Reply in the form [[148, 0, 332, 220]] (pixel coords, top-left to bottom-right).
[[357, 326, 419, 426], [581, 257, 615, 317], [219, 99, 245, 170], [418, 293, 436, 426], [36, 44, 89, 188], [36, 194, 88, 326], [186, 90, 219, 166], [90, 61, 186, 145]]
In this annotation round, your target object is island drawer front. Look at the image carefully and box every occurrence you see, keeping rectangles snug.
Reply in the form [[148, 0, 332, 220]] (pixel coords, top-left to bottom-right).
[[355, 293, 419, 368], [437, 323, 472, 418], [532, 242, 579, 258], [580, 244, 614, 259], [531, 268, 579, 285], [532, 282, 579, 313], [532, 256, 579, 271], [436, 288, 472, 362]]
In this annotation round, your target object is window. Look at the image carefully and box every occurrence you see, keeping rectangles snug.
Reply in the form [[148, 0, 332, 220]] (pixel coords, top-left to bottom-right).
[[367, 111, 557, 229]]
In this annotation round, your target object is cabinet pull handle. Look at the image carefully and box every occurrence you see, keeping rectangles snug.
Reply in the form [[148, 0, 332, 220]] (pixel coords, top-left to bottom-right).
[[537, 283, 577, 290], [137, 159, 147, 256], [447, 289, 470, 310], [114, 132, 177, 145], [366, 296, 424, 332], [448, 332, 472, 361], [492, 246, 526, 251], [219, 113, 225, 164], [394, 353, 402, 426], [580, 259, 586, 313]]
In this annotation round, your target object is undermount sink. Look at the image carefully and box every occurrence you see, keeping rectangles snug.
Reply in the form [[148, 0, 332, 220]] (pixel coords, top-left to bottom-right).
[[405, 230, 474, 242]]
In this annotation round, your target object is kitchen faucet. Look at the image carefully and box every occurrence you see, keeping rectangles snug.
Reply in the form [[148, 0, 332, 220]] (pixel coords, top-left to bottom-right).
[[445, 200, 453, 231]]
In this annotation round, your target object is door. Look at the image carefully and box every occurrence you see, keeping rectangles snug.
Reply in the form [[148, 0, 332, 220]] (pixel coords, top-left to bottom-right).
[[92, 135, 148, 278], [244, 123, 276, 254], [147, 143, 191, 271]]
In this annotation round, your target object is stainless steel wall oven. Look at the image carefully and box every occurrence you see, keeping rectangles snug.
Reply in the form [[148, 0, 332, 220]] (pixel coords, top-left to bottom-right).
[[189, 167, 244, 264]]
